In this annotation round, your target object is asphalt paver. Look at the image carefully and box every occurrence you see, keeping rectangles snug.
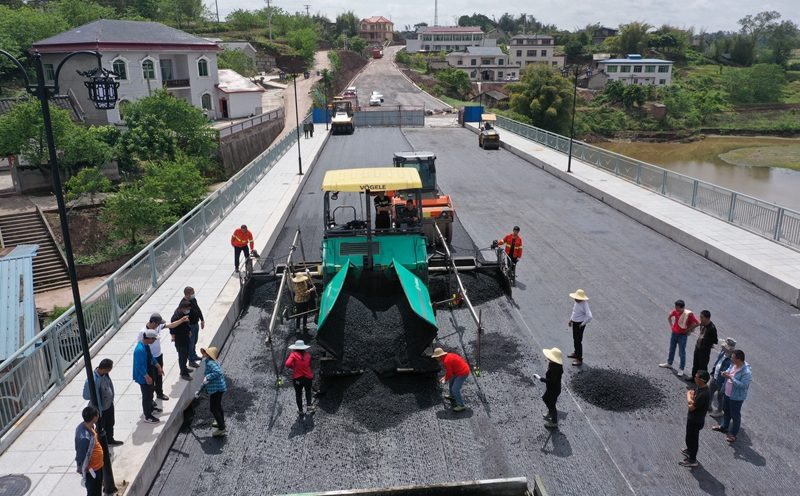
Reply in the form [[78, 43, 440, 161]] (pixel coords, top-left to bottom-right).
[[150, 126, 800, 495]]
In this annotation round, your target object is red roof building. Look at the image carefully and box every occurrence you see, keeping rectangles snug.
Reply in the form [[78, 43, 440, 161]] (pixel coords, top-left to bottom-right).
[[359, 16, 394, 44]]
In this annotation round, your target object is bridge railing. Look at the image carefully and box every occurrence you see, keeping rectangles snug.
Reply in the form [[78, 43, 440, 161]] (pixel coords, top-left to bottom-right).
[[0, 116, 310, 447], [494, 114, 800, 250]]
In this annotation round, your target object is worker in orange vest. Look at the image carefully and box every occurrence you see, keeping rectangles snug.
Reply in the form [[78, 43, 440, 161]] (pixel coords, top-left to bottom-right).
[[496, 226, 523, 272], [231, 224, 254, 272]]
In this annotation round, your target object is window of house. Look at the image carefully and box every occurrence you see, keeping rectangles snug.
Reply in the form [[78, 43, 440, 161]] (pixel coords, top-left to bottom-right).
[[197, 58, 209, 77], [633, 65, 642, 73], [160, 59, 173, 80], [541, 50, 547, 57], [516, 50, 522, 56], [620, 66, 631, 73], [659, 79, 666, 85], [423, 35, 432, 41], [482, 59, 492, 65], [142, 60, 156, 79], [201, 94, 212, 110], [527, 50, 536, 57], [471, 59, 476, 66], [498, 59, 504, 65], [552, 61, 558, 66], [471, 70, 477, 78], [444, 35, 452, 41], [542, 39, 551, 44], [473, 34, 482, 40], [434, 35, 443, 41], [510, 72, 516, 77], [658, 65, 669, 73], [633, 79, 638, 84], [457, 60, 463, 65], [645, 65, 655, 73], [44, 63, 55, 81], [112, 59, 127, 80], [606, 65, 618, 73], [498, 71, 504, 78]]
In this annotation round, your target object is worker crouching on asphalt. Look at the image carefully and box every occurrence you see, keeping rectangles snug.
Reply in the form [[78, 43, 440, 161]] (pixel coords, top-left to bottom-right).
[[195, 347, 228, 437], [535, 347, 563, 429], [291, 271, 314, 333], [286, 340, 315, 415], [432, 348, 470, 412]]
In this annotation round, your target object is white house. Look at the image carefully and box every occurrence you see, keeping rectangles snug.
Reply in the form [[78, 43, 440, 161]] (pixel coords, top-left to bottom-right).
[[215, 69, 264, 119], [596, 54, 674, 86], [31, 20, 257, 125], [507, 34, 565, 69], [406, 26, 495, 53], [446, 47, 520, 82]]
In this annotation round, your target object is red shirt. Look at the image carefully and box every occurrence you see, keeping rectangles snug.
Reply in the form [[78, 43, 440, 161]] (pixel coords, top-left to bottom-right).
[[669, 309, 698, 335], [285, 350, 313, 379], [231, 228, 254, 249], [500, 233, 523, 258], [442, 353, 470, 381]]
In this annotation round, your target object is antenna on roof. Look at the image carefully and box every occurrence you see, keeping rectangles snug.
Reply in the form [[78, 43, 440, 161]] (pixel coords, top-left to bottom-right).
[[434, 0, 438, 27]]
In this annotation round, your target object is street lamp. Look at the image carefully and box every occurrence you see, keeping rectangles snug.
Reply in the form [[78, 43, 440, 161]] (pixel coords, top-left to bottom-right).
[[0, 49, 119, 494], [282, 66, 304, 175], [561, 65, 591, 173]]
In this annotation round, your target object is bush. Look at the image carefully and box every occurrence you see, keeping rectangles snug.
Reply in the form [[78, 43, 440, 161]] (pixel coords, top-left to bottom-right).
[[395, 50, 410, 65], [724, 64, 787, 104]]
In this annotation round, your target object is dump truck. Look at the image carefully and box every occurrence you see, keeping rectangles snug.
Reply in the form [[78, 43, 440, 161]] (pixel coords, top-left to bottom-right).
[[392, 151, 454, 245], [330, 97, 355, 135], [479, 113, 500, 150]]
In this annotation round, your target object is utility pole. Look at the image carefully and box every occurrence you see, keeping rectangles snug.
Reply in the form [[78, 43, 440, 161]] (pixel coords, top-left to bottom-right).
[[434, 0, 438, 26], [304, 4, 310, 16], [522, 13, 526, 35], [264, 0, 274, 41]]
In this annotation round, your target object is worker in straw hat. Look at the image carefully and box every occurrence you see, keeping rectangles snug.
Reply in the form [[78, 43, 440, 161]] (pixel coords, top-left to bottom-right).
[[195, 347, 228, 437], [567, 289, 592, 367], [286, 340, 315, 415], [291, 271, 314, 333], [534, 347, 563, 429], [431, 348, 470, 412]]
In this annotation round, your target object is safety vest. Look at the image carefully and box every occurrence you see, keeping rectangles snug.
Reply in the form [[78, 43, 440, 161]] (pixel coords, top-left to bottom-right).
[[500, 233, 523, 258], [231, 228, 254, 249]]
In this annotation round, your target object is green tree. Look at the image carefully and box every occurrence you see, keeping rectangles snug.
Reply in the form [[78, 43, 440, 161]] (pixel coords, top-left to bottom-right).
[[507, 64, 575, 135], [738, 11, 781, 45], [395, 50, 411, 65], [0, 6, 67, 56], [621, 84, 647, 108], [724, 64, 787, 103], [117, 113, 176, 172], [332, 11, 358, 38], [51, 0, 117, 28], [218, 47, 256, 77], [60, 125, 115, 172], [349, 36, 366, 54], [564, 40, 584, 61], [0, 99, 74, 167], [141, 154, 208, 216], [616, 21, 652, 56], [730, 35, 756, 66], [64, 167, 112, 205], [766, 20, 799, 68], [226, 8, 262, 30], [287, 28, 318, 65], [104, 182, 169, 246], [435, 67, 471, 99]]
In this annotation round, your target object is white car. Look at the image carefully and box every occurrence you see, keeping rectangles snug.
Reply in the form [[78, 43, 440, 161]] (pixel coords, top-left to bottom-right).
[[369, 95, 382, 106], [371, 91, 384, 102]]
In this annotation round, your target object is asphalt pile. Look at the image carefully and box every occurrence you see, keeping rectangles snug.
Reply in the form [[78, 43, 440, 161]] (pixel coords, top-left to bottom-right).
[[570, 368, 667, 412]]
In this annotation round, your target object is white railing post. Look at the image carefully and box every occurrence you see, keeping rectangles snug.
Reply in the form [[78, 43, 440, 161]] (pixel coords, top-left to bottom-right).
[[728, 193, 737, 222], [774, 208, 784, 240]]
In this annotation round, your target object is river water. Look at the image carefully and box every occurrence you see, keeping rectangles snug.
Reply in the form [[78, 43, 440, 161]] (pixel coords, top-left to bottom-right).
[[596, 136, 800, 212]]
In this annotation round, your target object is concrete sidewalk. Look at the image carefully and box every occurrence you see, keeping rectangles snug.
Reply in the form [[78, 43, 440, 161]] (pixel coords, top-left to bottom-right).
[[468, 123, 800, 307], [0, 124, 329, 496]]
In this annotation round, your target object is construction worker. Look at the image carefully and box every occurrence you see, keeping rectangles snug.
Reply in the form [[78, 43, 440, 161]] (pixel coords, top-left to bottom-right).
[[496, 226, 523, 272], [432, 348, 470, 412], [374, 191, 392, 229], [231, 224, 254, 272], [291, 271, 314, 332]]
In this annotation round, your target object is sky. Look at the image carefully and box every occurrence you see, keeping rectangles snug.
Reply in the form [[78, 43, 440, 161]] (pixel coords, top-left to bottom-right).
[[212, 0, 800, 34]]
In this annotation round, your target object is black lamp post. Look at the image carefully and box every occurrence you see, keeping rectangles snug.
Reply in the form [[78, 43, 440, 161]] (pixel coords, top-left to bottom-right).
[[0, 49, 119, 494], [282, 66, 304, 175], [561, 65, 591, 173]]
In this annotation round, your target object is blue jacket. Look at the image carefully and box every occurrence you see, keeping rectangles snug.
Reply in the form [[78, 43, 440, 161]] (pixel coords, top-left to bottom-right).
[[133, 341, 158, 385], [74, 423, 98, 478], [723, 362, 752, 401], [711, 350, 732, 385], [202, 358, 227, 395]]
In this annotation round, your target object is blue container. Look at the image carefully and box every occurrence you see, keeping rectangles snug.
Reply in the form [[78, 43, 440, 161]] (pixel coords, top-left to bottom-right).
[[313, 108, 331, 124], [463, 106, 484, 122]]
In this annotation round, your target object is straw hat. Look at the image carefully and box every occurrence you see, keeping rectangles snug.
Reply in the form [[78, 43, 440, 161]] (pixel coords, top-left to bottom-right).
[[291, 272, 309, 283], [289, 340, 310, 350], [720, 337, 737, 352], [569, 289, 589, 300], [431, 348, 448, 358], [201, 347, 219, 361], [543, 347, 563, 365]]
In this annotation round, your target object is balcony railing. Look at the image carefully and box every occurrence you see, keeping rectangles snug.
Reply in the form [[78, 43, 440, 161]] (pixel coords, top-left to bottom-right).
[[164, 78, 190, 88]]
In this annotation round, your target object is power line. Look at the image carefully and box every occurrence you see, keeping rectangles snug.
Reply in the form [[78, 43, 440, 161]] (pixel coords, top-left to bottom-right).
[[303, 4, 310, 16]]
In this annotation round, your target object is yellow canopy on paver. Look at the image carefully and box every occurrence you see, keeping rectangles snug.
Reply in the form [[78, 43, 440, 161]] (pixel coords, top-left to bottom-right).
[[321, 168, 422, 192]]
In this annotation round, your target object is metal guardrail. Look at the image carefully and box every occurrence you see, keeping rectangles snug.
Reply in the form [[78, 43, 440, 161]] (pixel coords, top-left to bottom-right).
[[0, 116, 310, 445], [494, 115, 800, 251], [218, 108, 284, 139]]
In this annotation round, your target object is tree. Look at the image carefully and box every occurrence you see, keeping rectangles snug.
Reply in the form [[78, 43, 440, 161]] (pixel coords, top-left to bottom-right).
[[435, 67, 471, 99], [60, 125, 115, 173], [621, 84, 647, 108], [564, 40, 584, 61], [226, 8, 262, 30], [333, 11, 358, 38], [766, 20, 799, 68], [724, 64, 787, 103], [348, 36, 366, 54], [51, 0, 117, 29], [507, 64, 575, 135], [141, 154, 208, 216], [0, 99, 74, 168], [104, 182, 170, 246], [218, 47, 256, 77], [413, 22, 427, 31], [617, 21, 652, 55], [738, 11, 781, 44], [287, 27, 318, 65], [64, 167, 111, 205], [0, 6, 67, 57], [117, 114, 176, 172]]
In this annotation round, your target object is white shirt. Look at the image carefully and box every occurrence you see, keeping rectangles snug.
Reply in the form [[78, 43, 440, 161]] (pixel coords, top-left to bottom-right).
[[138, 323, 166, 357], [571, 300, 593, 326]]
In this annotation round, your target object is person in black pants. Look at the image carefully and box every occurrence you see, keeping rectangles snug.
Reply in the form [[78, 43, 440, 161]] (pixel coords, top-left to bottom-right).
[[374, 191, 392, 229], [170, 300, 194, 380], [689, 310, 717, 382], [681, 370, 710, 467], [535, 347, 563, 428]]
